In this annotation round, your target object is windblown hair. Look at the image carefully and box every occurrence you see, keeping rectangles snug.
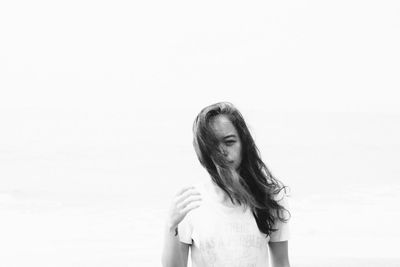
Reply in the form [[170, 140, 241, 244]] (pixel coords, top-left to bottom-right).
[[192, 102, 290, 237]]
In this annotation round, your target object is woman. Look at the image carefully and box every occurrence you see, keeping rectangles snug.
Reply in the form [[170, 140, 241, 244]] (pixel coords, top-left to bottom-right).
[[162, 102, 291, 267]]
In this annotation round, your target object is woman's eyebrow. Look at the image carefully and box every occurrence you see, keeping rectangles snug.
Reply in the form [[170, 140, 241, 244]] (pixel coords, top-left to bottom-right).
[[223, 134, 236, 140]]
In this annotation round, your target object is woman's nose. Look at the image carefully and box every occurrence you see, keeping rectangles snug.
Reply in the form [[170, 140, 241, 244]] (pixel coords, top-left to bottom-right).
[[220, 146, 228, 156], [222, 150, 228, 157]]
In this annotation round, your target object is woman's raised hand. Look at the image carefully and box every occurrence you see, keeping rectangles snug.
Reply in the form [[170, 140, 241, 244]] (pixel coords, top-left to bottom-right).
[[166, 186, 202, 233]]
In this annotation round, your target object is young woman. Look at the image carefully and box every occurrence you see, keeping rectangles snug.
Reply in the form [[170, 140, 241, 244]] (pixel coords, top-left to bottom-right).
[[162, 102, 291, 267]]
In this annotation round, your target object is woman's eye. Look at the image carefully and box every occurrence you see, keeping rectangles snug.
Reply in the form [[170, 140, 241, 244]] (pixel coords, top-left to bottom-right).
[[226, 140, 235, 145]]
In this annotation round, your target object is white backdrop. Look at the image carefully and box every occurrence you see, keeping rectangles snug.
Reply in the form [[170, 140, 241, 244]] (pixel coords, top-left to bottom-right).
[[1, 0, 399, 266]]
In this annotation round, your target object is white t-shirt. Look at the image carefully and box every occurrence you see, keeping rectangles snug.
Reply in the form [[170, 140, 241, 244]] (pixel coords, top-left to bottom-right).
[[178, 179, 290, 267]]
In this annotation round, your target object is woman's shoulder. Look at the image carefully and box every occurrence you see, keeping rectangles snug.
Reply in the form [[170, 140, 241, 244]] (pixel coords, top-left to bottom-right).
[[188, 178, 212, 195], [184, 179, 220, 210], [271, 186, 291, 220], [271, 186, 290, 203]]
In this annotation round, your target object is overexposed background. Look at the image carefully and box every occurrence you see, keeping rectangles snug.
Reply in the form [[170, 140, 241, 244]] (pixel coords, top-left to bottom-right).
[[1, 0, 399, 266]]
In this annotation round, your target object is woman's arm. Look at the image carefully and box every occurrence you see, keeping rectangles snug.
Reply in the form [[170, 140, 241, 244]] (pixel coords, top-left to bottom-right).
[[161, 186, 202, 267], [268, 241, 290, 267], [161, 224, 190, 267]]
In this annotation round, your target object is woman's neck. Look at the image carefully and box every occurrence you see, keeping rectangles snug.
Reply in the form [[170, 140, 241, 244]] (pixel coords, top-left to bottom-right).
[[209, 170, 242, 206]]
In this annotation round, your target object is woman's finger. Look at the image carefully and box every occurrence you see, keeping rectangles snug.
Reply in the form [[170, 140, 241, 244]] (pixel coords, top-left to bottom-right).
[[180, 200, 202, 216], [177, 195, 202, 210], [175, 185, 195, 197], [175, 188, 201, 203]]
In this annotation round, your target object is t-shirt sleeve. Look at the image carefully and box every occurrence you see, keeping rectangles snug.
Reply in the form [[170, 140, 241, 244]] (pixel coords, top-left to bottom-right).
[[177, 213, 193, 245], [269, 190, 291, 242]]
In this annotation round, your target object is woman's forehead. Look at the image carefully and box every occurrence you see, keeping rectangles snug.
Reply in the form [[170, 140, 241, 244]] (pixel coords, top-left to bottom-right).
[[209, 115, 238, 138]]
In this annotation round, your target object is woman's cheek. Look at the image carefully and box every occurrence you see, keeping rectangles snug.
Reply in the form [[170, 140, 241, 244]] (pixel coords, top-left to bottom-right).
[[236, 143, 242, 155]]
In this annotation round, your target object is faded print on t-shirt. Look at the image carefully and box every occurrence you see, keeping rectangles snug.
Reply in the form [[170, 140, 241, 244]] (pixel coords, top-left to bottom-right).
[[178, 179, 290, 267]]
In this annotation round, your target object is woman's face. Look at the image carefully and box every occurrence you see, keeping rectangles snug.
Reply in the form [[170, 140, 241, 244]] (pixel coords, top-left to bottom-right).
[[209, 114, 242, 171]]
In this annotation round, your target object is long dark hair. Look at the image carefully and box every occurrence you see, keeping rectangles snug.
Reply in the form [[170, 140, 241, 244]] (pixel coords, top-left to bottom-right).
[[192, 102, 290, 237]]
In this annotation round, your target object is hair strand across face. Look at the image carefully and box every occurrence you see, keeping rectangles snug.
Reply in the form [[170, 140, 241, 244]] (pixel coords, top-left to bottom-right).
[[192, 102, 291, 237]]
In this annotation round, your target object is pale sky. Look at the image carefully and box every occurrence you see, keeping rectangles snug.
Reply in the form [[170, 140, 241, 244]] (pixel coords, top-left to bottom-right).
[[1, 0, 399, 193], [1, 0, 399, 112]]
